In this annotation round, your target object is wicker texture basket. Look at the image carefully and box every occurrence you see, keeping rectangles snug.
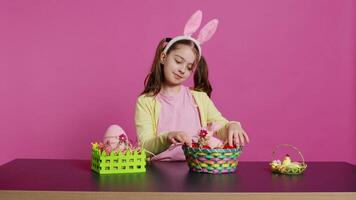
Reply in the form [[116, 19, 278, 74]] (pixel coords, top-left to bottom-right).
[[270, 144, 307, 175], [182, 146, 243, 174]]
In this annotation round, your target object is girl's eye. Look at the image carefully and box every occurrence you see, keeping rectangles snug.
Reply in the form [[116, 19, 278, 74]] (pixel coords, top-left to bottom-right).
[[187, 66, 193, 71], [175, 60, 182, 64]]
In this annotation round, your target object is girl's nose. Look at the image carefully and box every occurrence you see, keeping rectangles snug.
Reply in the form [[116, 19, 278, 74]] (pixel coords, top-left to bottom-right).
[[178, 67, 186, 75]]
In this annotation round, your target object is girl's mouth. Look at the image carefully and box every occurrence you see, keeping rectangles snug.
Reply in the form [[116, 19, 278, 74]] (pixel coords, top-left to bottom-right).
[[173, 73, 183, 79]]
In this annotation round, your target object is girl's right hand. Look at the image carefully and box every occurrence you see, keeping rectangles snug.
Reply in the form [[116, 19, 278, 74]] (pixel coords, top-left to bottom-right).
[[167, 131, 192, 147]]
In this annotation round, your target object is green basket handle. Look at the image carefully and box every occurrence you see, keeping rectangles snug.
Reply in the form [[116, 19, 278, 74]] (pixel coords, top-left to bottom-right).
[[272, 144, 306, 166]]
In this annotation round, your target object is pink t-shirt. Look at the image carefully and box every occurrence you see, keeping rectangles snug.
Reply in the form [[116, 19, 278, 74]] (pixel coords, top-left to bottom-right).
[[152, 85, 202, 161]]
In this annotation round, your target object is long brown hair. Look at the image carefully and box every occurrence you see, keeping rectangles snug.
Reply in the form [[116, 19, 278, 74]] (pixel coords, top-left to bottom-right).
[[141, 38, 213, 97]]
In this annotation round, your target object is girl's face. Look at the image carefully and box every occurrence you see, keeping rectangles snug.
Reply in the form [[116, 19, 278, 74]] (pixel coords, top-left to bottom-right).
[[161, 44, 197, 86]]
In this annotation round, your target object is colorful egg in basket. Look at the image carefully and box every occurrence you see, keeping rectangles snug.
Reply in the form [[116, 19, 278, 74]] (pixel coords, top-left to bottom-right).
[[269, 144, 307, 175], [182, 145, 243, 174]]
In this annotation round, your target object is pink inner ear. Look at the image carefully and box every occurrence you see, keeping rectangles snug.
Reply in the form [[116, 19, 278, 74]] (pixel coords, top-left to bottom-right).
[[183, 10, 203, 36], [197, 19, 219, 44]]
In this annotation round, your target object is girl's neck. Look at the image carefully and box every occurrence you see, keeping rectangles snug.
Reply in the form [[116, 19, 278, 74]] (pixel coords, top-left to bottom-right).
[[161, 84, 182, 97]]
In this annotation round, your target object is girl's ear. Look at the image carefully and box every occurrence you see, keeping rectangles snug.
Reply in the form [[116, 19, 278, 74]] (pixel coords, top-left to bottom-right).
[[160, 52, 166, 64]]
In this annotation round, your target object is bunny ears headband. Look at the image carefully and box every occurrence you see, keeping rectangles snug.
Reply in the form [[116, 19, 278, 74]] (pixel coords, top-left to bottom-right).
[[162, 10, 219, 60]]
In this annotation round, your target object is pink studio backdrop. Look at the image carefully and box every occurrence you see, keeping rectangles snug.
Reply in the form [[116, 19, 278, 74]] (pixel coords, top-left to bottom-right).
[[0, 0, 355, 165]]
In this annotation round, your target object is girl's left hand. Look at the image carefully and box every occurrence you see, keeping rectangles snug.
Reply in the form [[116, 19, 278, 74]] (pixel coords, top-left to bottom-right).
[[227, 122, 250, 147]]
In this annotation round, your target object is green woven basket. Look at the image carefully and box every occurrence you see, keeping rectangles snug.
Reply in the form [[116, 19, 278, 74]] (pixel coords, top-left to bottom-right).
[[91, 143, 146, 174], [270, 144, 307, 175], [182, 145, 243, 174]]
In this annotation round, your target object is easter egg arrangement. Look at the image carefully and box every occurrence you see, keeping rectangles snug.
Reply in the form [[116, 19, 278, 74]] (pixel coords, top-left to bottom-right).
[[269, 144, 307, 175], [91, 125, 146, 174], [182, 123, 243, 174]]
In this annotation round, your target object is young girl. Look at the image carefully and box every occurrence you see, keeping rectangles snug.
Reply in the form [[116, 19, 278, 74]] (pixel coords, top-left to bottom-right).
[[134, 10, 250, 161]]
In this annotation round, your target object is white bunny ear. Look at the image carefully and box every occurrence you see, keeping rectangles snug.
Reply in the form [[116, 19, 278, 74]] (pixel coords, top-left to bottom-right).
[[183, 10, 203, 36], [197, 19, 219, 44]]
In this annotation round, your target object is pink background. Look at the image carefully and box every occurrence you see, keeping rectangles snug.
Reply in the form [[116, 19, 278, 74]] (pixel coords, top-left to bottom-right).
[[0, 0, 355, 165]]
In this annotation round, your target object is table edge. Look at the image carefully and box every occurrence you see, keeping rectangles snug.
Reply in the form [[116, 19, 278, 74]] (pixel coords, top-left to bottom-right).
[[1, 190, 356, 200]]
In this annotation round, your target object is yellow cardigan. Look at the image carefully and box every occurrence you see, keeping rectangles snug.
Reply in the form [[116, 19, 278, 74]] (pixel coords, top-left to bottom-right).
[[135, 89, 237, 155]]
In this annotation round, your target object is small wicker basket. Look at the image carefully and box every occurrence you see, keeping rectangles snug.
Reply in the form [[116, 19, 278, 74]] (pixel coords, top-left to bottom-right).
[[270, 144, 307, 175], [182, 145, 243, 174]]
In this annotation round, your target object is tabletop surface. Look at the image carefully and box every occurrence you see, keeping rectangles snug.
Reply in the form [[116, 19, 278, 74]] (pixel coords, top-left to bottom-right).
[[0, 159, 355, 192]]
